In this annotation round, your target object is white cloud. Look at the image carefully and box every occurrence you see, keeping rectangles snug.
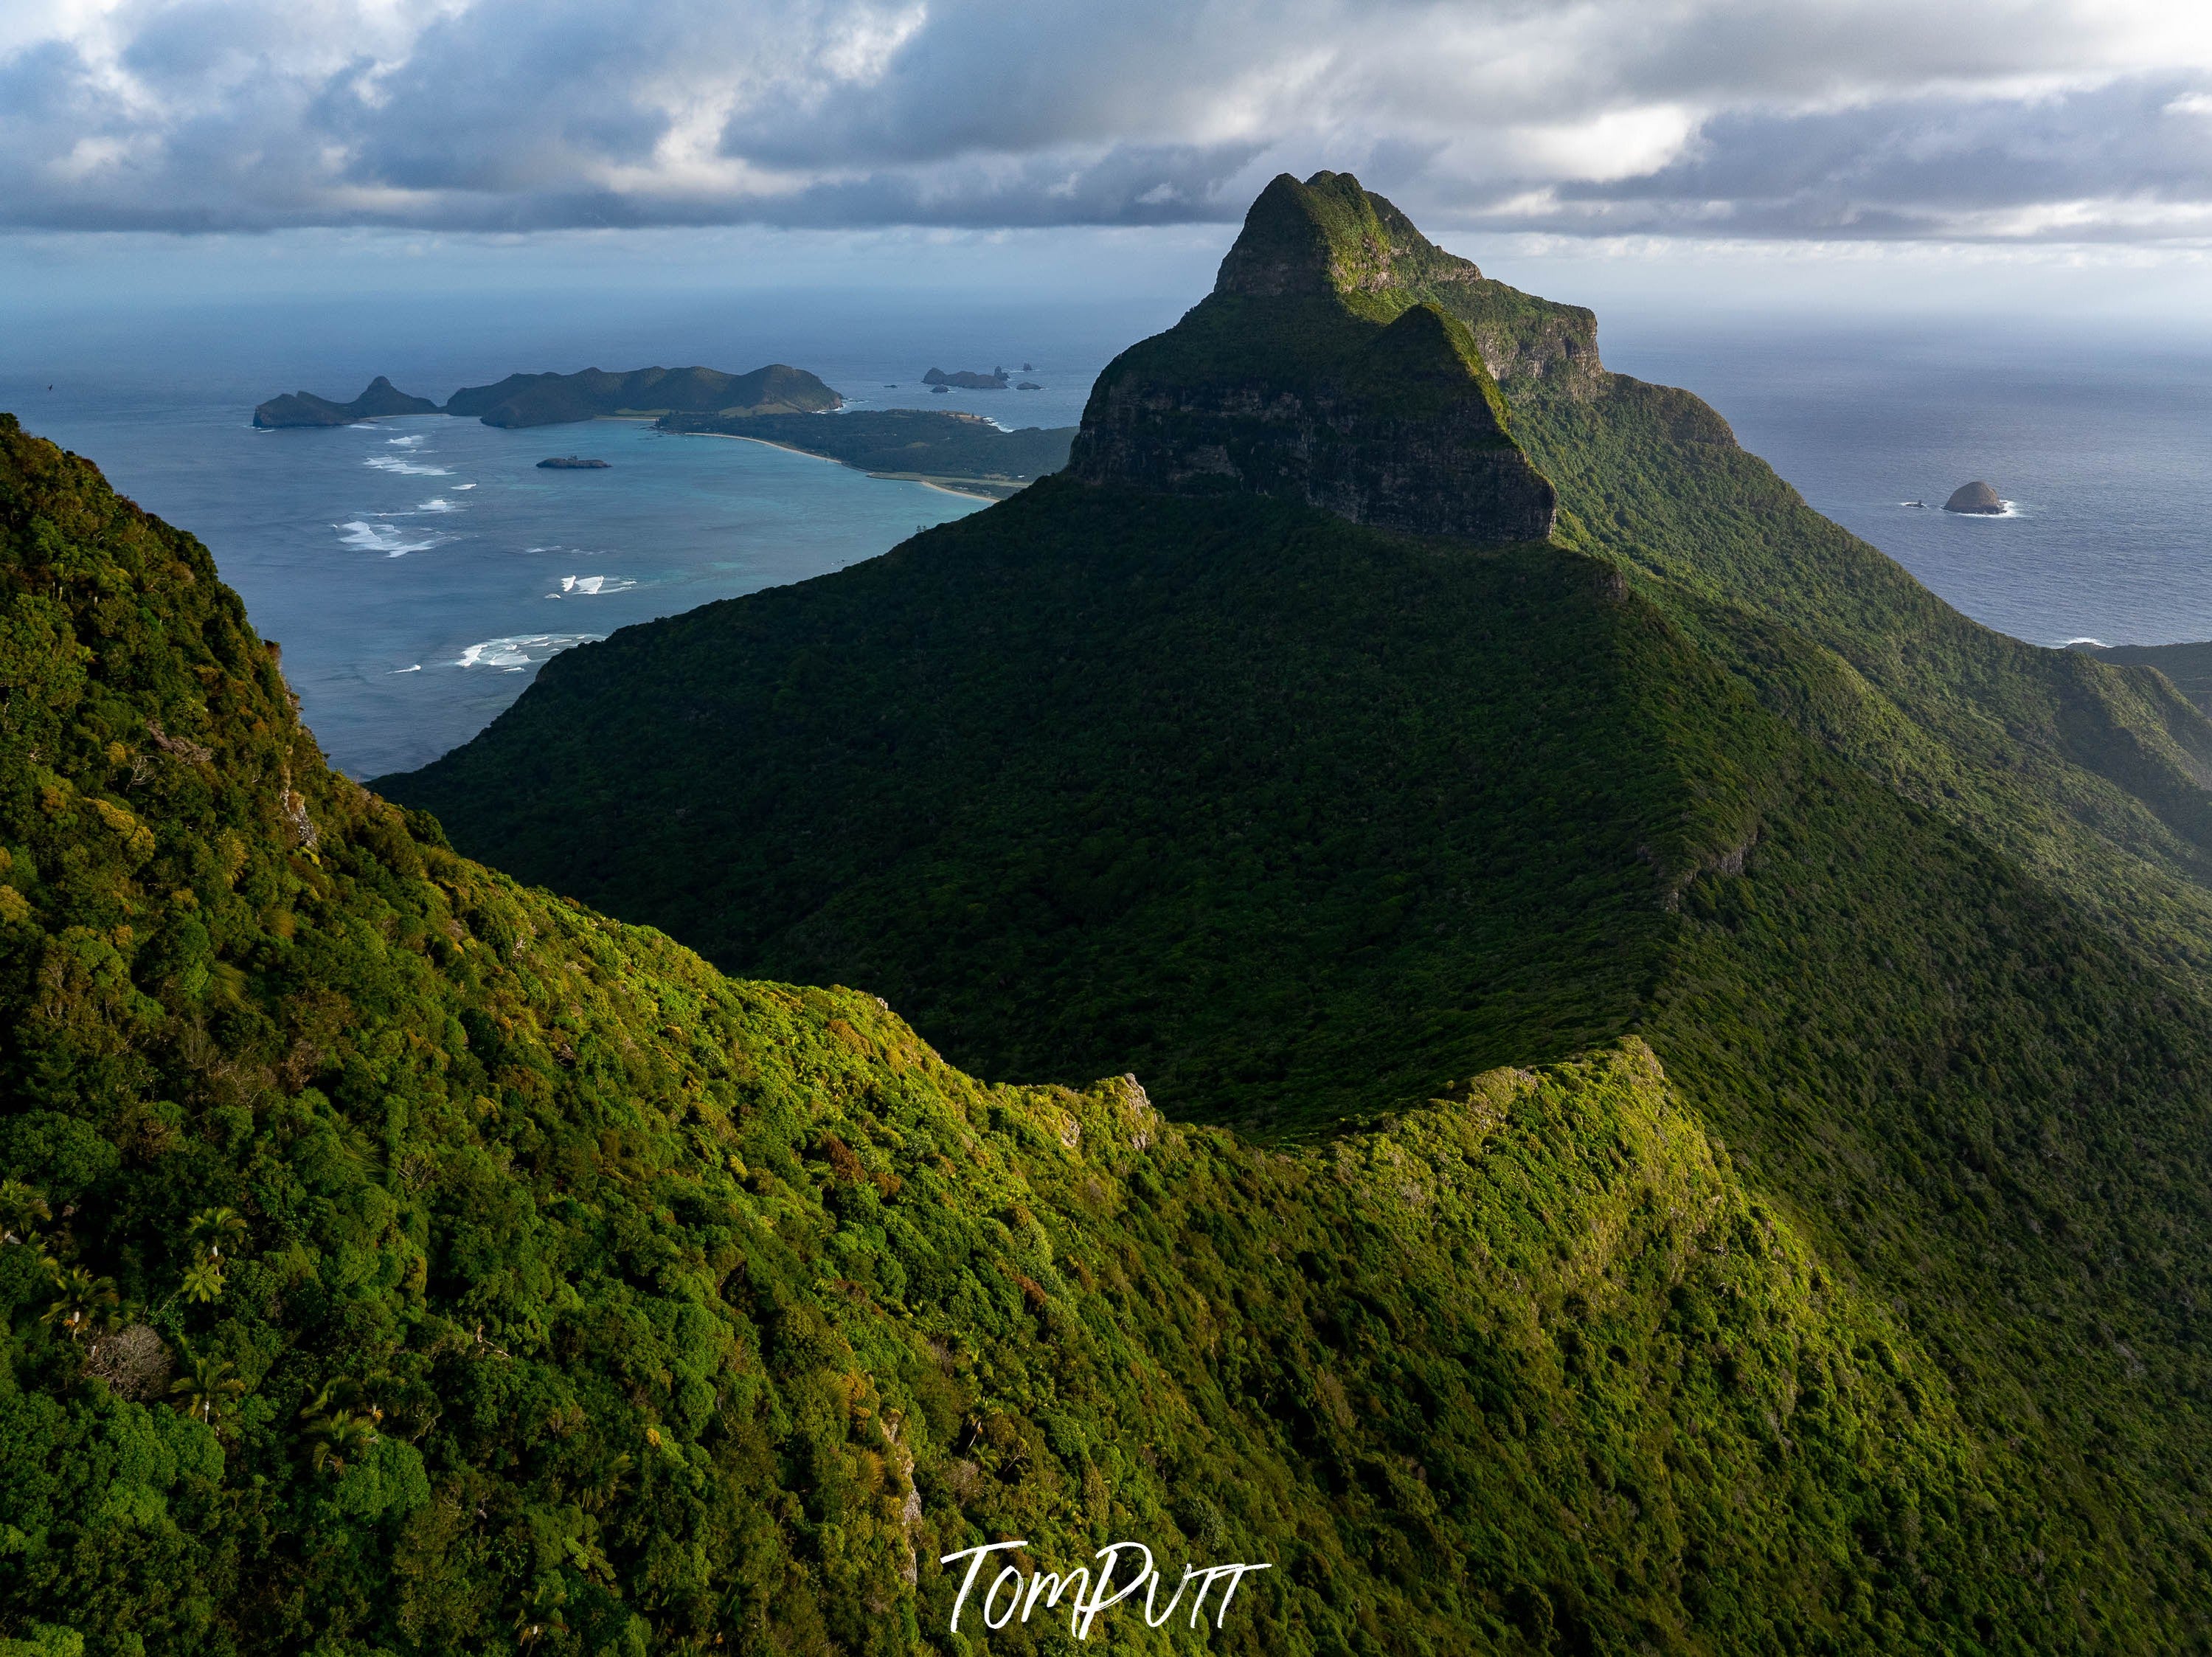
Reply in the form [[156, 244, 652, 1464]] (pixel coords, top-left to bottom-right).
[[1, 0, 2210, 238]]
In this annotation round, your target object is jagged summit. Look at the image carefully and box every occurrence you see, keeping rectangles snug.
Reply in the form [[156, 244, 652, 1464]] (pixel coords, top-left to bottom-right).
[[1066, 171, 1559, 544], [1213, 170, 1488, 303]]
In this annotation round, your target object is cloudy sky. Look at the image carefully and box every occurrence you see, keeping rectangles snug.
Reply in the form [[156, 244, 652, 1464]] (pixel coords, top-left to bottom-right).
[[4, 0, 2212, 326]]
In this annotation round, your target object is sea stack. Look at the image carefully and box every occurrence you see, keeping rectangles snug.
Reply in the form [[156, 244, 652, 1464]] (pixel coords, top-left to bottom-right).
[[1944, 480, 2005, 514]]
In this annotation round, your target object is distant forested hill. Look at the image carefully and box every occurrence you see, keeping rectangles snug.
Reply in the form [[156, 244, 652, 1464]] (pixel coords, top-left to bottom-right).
[[2080, 637, 2212, 715], [443, 364, 840, 428]]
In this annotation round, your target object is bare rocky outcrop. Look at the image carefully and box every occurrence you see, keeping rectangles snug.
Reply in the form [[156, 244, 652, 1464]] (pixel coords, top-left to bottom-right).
[[1944, 481, 2005, 514]]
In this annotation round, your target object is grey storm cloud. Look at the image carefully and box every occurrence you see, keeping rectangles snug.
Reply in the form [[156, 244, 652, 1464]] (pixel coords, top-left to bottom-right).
[[1, 0, 2210, 238], [1549, 77, 2212, 239]]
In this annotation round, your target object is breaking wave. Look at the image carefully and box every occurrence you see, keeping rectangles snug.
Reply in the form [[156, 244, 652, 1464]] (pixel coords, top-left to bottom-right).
[[550, 575, 637, 597], [336, 519, 438, 557], [453, 633, 603, 671]]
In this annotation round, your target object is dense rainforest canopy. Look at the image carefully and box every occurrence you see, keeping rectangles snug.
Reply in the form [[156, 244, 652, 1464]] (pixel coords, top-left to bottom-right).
[[387, 175, 2212, 1649], [10, 170, 2212, 1654]]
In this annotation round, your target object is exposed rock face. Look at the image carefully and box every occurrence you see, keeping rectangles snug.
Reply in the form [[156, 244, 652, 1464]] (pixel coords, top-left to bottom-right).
[[1067, 172, 1559, 545], [1944, 480, 2005, 514], [252, 376, 440, 428]]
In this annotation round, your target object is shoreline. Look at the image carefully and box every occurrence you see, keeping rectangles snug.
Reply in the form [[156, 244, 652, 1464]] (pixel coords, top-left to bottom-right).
[[676, 429, 1006, 500]]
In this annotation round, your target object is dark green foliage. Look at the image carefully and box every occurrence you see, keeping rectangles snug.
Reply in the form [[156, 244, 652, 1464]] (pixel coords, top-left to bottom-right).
[[656, 409, 1075, 492], [3, 412, 2166, 1652], [392, 479, 1772, 1129]]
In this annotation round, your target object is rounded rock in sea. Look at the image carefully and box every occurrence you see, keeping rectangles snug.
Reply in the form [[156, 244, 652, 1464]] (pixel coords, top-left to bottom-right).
[[1944, 480, 2005, 514]]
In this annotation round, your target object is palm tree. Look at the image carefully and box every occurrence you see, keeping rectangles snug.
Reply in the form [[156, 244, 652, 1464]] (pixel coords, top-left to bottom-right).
[[0, 1179, 49, 1245], [42, 1266, 117, 1341], [170, 1347, 244, 1427], [186, 1206, 249, 1262], [303, 1410, 379, 1475], [178, 1206, 249, 1304], [299, 1379, 382, 1475], [181, 1256, 226, 1303]]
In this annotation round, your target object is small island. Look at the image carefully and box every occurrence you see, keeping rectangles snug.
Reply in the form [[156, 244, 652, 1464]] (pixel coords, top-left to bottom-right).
[[923, 366, 1011, 390], [537, 456, 609, 469], [1944, 480, 2005, 514], [254, 376, 440, 428], [1017, 381, 1043, 391], [254, 363, 842, 431]]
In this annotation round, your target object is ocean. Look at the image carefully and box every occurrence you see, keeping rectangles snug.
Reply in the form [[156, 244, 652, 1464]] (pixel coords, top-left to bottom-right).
[[4, 288, 2208, 778], [1601, 320, 2212, 653], [0, 288, 1153, 778]]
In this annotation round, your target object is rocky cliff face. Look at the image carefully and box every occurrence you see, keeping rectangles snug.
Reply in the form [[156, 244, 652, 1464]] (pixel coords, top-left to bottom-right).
[[1067, 173, 1560, 545]]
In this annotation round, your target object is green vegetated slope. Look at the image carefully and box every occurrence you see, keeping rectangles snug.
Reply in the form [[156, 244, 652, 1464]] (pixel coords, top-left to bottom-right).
[[382, 173, 2212, 1644], [387, 482, 1770, 1127], [0, 415, 2157, 1654], [2084, 639, 2212, 717], [1390, 251, 2212, 963]]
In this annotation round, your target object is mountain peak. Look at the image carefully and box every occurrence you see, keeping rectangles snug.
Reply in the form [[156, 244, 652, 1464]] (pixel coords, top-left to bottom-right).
[[1067, 170, 1555, 544], [1213, 170, 1483, 304]]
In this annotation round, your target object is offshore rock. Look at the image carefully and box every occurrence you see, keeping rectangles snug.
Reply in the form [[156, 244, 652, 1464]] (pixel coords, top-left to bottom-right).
[[1067, 172, 1557, 544], [1944, 480, 2005, 514]]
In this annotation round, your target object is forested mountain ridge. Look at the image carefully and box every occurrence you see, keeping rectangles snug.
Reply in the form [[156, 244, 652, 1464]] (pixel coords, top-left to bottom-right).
[[1351, 188, 2212, 961], [8, 410, 2194, 1653], [378, 173, 2212, 1648]]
